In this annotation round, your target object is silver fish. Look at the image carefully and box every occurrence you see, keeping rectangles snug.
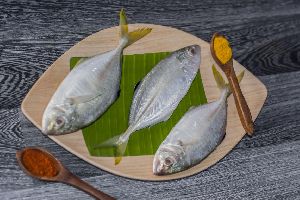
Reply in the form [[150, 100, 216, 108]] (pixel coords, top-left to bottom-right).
[[98, 45, 201, 164], [153, 65, 244, 175], [42, 9, 152, 135]]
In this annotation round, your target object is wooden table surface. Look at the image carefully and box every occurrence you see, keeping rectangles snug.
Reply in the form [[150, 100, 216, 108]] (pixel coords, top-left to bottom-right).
[[1, 0, 299, 199]]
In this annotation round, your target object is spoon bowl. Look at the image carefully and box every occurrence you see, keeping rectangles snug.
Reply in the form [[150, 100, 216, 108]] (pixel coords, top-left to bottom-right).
[[16, 147, 115, 200], [16, 147, 63, 181], [210, 33, 234, 68]]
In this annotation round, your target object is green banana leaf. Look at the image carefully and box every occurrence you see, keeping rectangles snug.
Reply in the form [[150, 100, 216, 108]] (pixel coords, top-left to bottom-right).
[[70, 51, 207, 157]]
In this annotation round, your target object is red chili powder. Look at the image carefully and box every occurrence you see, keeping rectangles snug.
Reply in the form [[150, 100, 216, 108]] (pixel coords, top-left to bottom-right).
[[22, 149, 59, 178]]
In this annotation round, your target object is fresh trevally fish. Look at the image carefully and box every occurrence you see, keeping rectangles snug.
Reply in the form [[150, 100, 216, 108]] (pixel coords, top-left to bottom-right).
[[97, 44, 201, 164], [42, 9, 152, 135], [153, 65, 244, 175]]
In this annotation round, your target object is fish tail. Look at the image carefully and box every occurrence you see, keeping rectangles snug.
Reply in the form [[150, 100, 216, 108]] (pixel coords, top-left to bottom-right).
[[93, 127, 133, 165], [212, 64, 227, 90], [119, 8, 152, 48], [212, 64, 244, 95], [237, 70, 245, 83]]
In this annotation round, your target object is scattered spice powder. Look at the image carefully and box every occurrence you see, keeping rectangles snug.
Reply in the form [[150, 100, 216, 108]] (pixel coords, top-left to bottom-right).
[[213, 36, 232, 64], [22, 149, 59, 178]]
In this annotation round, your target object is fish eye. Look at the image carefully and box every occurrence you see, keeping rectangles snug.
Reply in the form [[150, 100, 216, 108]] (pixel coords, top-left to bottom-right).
[[164, 157, 173, 166], [188, 47, 196, 55], [55, 117, 64, 126]]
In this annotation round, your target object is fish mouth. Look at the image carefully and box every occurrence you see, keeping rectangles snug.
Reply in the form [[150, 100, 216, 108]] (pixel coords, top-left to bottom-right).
[[41, 124, 55, 135], [41, 120, 58, 135], [41, 120, 50, 135], [43, 129, 58, 135], [153, 156, 169, 176], [153, 169, 168, 176]]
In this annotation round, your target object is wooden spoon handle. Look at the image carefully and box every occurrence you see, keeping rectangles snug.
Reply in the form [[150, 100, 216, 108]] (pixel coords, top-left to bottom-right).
[[226, 68, 254, 135], [63, 173, 115, 200]]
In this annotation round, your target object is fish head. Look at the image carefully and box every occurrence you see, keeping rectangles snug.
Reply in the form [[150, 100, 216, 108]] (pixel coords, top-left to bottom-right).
[[153, 143, 187, 175], [42, 105, 77, 135], [175, 45, 201, 70]]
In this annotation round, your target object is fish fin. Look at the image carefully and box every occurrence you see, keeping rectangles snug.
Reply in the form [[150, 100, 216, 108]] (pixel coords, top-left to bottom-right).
[[66, 93, 101, 105], [134, 80, 141, 91], [163, 115, 172, 122], [119, 9, 152, 48], [218, 133, 226, 145], [188, 106, 196, 111], [114, 138, 129, 165], [176, 140, 184, 147], [125, 28, 152, 47], [179, 137, 198, 147], [93, 135, 120, 149], [117, 89, 121, 98], [93, 134, 129, 165], [237, 70, 245, 83], [74, 57, 89, 67], [212, 65, 245, 93], [212, 64, 226, 89], [119, 8, 128, 38]]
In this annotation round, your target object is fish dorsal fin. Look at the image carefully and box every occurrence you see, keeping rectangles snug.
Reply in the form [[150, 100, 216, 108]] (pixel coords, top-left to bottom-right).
[[74, 57, 89, 67], [237, 70, 245, 83], [134, 80, 141, 91], [212, 64, 226, 89], [117, 89, 121, 98], [188, 106, 196, 111], [212, 64, 245, 94]]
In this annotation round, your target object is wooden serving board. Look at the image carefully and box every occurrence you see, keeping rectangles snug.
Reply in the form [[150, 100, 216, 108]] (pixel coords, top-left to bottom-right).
[[21, 24, 267, 181]]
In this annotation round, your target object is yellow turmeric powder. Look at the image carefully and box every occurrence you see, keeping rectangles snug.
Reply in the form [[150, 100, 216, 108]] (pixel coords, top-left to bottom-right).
[[213, 36, 232, 64]]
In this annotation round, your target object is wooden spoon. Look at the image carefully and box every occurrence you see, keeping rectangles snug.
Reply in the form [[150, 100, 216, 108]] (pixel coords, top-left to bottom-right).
[[16, 147, 115, 200], [211, 33, 254, 135]]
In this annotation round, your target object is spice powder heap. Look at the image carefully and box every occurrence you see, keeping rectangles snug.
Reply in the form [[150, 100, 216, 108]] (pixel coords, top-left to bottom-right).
[[213, 36, 233, 64], [22, 149, 59, 178]]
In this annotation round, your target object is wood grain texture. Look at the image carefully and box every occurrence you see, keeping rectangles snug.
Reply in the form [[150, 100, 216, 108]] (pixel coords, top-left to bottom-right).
[[1, 0, 300, 109], [21, 24, 267, 180], [6, 112, 300, 199], [0, 0, 300, 199]]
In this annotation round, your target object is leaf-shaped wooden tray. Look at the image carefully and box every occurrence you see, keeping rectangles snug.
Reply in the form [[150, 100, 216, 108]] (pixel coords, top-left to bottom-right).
[[21, 24, 267, 181]]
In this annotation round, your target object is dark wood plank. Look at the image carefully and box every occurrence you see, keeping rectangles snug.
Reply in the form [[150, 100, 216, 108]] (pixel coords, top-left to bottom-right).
[[1, 0, 300, 108], [2, 139, 300, 199], [238, 33, 300, 76], [237, 71, 300, 149]]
